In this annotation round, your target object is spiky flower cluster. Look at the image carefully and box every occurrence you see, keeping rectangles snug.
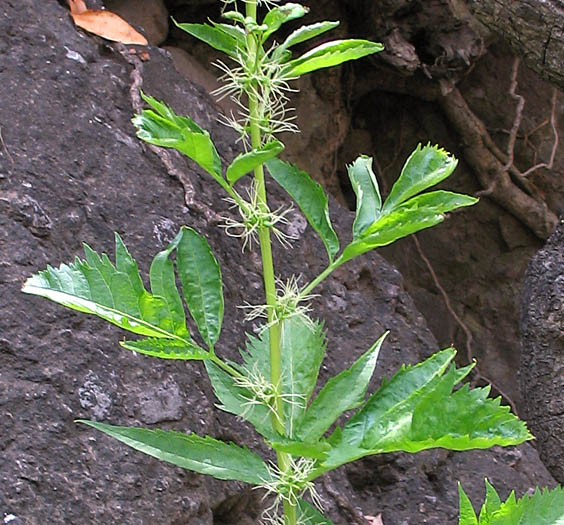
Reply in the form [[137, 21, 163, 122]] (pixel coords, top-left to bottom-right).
[[233, 362, 305, 425], [221, 181, 296, 251], [214, 2, 299, 146], [259, 457, 323, 524]]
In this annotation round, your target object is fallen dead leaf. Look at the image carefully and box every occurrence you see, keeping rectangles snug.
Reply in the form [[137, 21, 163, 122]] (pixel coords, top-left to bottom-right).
[[66, 0, 87, 15], [365, 515, 384, 525], [70, 10, 148, 45]]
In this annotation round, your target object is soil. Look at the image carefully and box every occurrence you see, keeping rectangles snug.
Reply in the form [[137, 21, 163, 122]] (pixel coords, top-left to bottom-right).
[[0, 1, 560, 524]]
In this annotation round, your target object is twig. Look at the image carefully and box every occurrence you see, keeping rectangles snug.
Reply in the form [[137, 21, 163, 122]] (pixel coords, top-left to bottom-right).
[[411, 235, 519, 415], [522, 88, 559, 177], [501, 57, 525, 174]]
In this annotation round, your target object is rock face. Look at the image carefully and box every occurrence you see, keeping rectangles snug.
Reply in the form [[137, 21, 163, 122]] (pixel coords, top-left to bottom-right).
[[521, 220, 564, 483], [0, 1, 557, 524]]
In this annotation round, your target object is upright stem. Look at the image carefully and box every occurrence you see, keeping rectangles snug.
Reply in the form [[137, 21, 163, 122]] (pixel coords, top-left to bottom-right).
[[244, 2, 296, 524]]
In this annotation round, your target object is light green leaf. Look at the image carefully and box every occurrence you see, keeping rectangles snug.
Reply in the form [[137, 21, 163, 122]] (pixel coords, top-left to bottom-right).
[[120, 338, 209, 360], [227, 140, 284, 185], [149, 230, 189, 338], [348, 155, 382, 238], [211, 21, 246, 47], [297, 500, 336, 524], [383, 144, 459, 212], [458, 483, 479, 525], [176, 227, 224, 349], [173, 20, 241, 58], [339, 191, 477, 263], [78, 421, 271, 485], [204, 360, 274, 439], [133, 93, 223, 183], [263, 3, 309, 39], [283, 39, 383, 77], [22, 235, 186, 339], [266, 158, 339, 262], [296, 332, 387, 442], [319, 350, 531, 474], [275, 21, 340, 58], [459, 481, 564, 525], [270, 438, 331, 460]]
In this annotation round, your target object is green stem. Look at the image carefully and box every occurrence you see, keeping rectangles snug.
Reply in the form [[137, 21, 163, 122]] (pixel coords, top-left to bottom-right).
[[301, 257, 343, 297], [245, 3, 295, 524]]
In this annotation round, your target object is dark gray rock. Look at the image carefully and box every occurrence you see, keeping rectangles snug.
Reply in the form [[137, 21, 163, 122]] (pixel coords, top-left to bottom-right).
[[0, 1, 556, 524], [521, 219, 564, 482]]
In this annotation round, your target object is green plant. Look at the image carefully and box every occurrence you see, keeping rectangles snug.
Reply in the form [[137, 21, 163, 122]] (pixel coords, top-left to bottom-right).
[[23, 1, 534, 523], [458, 481, 564, 525]]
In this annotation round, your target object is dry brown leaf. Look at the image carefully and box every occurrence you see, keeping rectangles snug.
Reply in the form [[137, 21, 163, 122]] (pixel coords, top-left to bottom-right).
[[365, 515, 384, 525], [71, 10, 148, 45], [66, 0, 87, 15]]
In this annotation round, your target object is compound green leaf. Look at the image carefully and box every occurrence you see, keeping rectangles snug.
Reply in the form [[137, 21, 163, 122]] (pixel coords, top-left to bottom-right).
[[149, 229, 189, 338], [383, 144, 459, 213], [22, 235, 186, 339], [204, 360, 274, 439], [263, 3, 309, 39], [120, 338, 209, 360], [78, 421, 271, 485], [275, 21, 340, 58], [176, 227, 224, 349], [283, 39, 383, 77], [318, 350, 531, 474], [173, 20, 241, 58], [297, 500, 335, 525], [459, 481, 564, 525], [227, 140, 284, 185], [339, 191, 477, 264], [133, 93, 223, 183], [266, 158, 339, 262], [348, 155, 382, 238], [296, 332, 386, 442]]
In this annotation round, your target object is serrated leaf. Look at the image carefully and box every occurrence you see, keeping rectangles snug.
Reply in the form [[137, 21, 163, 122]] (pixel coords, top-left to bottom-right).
[[348, 155, 382, 238], [239, 317, 327, 437], [173, 20, 241, 58], [133, 93, 223, 183], [204, 360, 274, 439], [459, 481, 564, 525], [283, 39, 383, 77], [263, 3, 309, 39], [227, 140, 284, 185], [296, 332, 387, 442], [275, 21, 340, 58], [78, 421, 270, 485], [318, 350, 531, 474], [266, 158, 339, 262], [121, 338, 209, 360], [383, 144, 459, 212], [149, 229, 189, 338], [339, 191, 477, 264], [22, 235, 186, 339], [176, 226, 223, 349], [342, 349, 456, 449], [297, 500, 336, 524]]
